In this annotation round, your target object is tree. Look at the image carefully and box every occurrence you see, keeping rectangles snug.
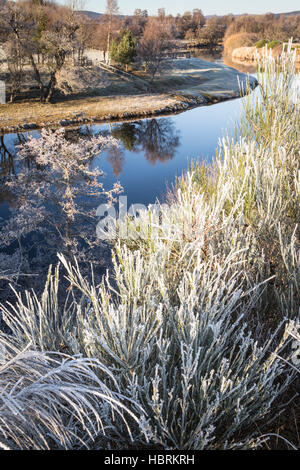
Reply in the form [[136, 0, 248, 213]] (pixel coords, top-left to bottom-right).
[[123, 9, 148, 39], [193, 9, 205, 26], [3, 39, 24, 102], [0, 2, 44, 100], [134, 8, 148, 18], [180, 9, 205, 40], [0, 1, 86, 102], [38, 7, 81, 102], [1, 128, 122, 262], [157, 8, 166, 20], [110, 30, 136, 70], [137, 18, 174, 80], [105, 0, 119, 62], [198, 16, 227, 49]]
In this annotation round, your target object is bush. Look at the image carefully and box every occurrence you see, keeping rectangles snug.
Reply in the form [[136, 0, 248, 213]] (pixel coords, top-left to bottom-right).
[[255, 39, 268, 48], [0, 341, 139, 450], [224, 32, 259, 55], [110, 30, 136, 70], [268, 40, 282, 49]]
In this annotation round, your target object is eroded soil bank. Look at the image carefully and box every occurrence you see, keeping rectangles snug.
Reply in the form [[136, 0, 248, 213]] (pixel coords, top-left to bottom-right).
[[0, 58, 258, 134], [232, 45, 300, 64]]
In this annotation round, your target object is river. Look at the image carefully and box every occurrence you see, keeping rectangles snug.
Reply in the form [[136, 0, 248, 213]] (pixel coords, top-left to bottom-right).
[[0, 56, 256, 291], [83, 52, 256, 208]]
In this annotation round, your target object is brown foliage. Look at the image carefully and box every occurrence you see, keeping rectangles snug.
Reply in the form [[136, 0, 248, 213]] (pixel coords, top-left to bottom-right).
[[197, 16, 227, 48], [136, 18, 175, 79], [0, 0, 90, 102], [224, 32, 259, 55], [225, 13, 300, 42]]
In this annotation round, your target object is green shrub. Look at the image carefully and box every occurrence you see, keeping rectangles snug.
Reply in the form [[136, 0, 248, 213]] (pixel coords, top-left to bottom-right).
[[255, 39, 268, 48], [254, 40, 282, 50], [110, 30, 136, 69], [267, 40, 282, 49]]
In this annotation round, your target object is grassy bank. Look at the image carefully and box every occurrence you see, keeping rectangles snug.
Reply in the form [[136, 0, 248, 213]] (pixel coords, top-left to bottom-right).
[[0, 58, 257, 134], [0, 46, 299, 450]]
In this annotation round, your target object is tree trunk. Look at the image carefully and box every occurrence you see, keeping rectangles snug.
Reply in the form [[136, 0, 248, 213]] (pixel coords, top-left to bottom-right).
[[107, 31, 111, 64], [43, 53, 66, 103], [43, 72, 57, 103], [107, 15, 112, 64], [29, 54, 46, 99]]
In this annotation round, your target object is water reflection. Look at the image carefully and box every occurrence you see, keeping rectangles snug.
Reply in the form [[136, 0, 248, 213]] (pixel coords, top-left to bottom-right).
[[191, 49, 256, 74], [110, 118, 180, 169], [106, 144, 125, 178], [0, 129, 120, 295], [0, 134, 18, 180], [0, 134, 29, 206], [222, 55, 257, 74]]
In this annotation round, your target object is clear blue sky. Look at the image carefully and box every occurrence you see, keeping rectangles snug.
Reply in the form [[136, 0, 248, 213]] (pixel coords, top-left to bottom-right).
[[77, 0, 300, 16]]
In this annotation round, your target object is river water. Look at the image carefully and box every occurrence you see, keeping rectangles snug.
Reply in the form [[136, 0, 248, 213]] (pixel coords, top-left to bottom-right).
[[91, 96, 247, 208], [0, 56, 256, 287], [93, 53, 255, 207]]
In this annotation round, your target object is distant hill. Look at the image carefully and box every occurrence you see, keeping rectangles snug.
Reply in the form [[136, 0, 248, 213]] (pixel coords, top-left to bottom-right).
[[78, 9, 300, 20], [77, 10, 125, 20], [207, 11, 300, 18], [275, 11, 300, 17], [77, 11, 103, 19]]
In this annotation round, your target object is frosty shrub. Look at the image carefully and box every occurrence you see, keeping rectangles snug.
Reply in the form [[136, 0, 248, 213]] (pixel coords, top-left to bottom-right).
[[0, 128, 122, 261], [179, 41, 300, 323], [0, 42, 299, 450], [0, 338, 141, 450]]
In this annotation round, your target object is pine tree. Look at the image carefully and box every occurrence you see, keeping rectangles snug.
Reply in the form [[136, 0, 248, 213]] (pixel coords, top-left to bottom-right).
[[110, 30, 136, 70]]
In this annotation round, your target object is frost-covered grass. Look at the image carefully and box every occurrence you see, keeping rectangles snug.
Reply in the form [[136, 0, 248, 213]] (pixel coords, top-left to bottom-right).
[[0, 340, 141, 450], [0, 44, 299, 450]]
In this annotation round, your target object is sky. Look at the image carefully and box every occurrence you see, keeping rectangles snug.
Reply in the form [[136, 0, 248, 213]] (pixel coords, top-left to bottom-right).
[[77, 0, 300, 16]]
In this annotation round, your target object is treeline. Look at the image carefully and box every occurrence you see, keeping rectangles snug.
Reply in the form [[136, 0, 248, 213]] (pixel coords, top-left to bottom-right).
[[91, 7, 300, 50], [1, 0, 300, 103], [224, 12, 300, 42], [92, 9, 231, 51], [0, 0, 226, 102], [0, 0, 91, 102], [223, 13, 300, 56]]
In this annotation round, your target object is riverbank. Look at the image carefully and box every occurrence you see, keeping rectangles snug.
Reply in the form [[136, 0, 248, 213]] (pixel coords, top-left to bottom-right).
[[0, 58, 257, 134], [232, 45, 300, 63]]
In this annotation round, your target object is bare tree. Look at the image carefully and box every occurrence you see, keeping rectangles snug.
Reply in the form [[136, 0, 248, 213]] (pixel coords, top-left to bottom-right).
[[3, 40, 24, 102], [198, 16, 226, 50], [0, 1, 88, 102], [1, 128, 122, 261], [122, 9, 148, 39], [39, 6, 81, 102], [137, 18, 174, 81], [0, 2, 45, 99], [157, 8, 166, 20], [105, 0, 119, 63]]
